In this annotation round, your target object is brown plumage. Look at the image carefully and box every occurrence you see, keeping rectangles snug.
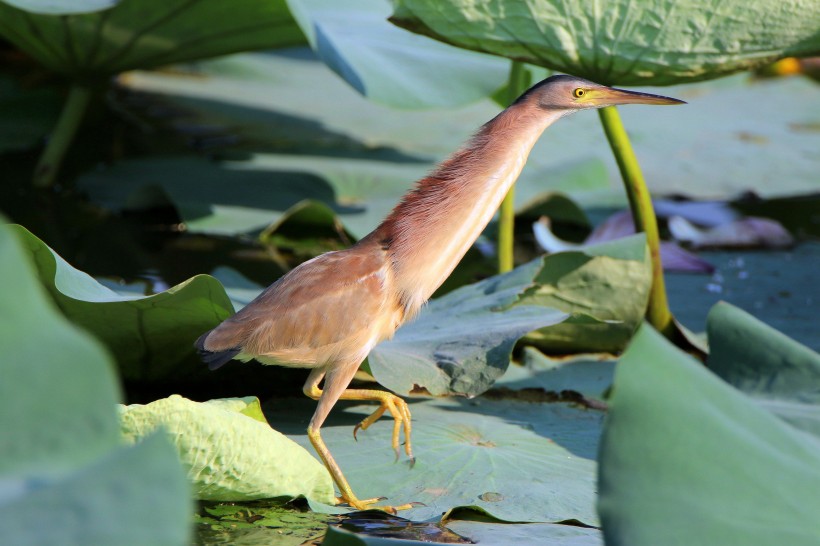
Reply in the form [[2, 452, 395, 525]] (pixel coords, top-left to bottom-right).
[[195, 75, 684, 512]]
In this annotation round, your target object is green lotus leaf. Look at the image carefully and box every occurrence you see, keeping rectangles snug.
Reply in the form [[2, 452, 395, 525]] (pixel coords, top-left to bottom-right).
[[0, 221, 190, 546], [0, 0, 304, 77], [707, 302, 820, 436], [0, 231, 121, 477], [269, 396, 600, 524], [598, 324, 820, 545], [203, 396, 268, 424], [390, 0, 820, 86], [1, 435, 192, 546], [120, 395, 335, 503], [285, 0, 508, 108], [0, 0, 119, 15], [10, 224, 234, 382], [517, 234, 651, 354]]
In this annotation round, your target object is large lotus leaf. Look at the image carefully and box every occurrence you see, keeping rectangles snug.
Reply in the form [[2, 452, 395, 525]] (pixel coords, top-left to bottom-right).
[[517, 234, 651, 354], [0, 221, 190, 545], [368, 260, 569, 397], [10, 224, 234, 382], [0, 231, 120, 477], [268, 396, 601, 524], [390, 0, 820, 86], [1, 435, 191, 546], [0, 0, 304, 77], [707, 302, 820, 436], [119, 395, 335, 503], [598, 325, 820, 545], [1, 0, 118, 15], [285, 0, 508, 109]]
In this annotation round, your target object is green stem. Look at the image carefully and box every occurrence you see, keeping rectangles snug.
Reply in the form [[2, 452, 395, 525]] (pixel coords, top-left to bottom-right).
[[598, 106, 674, 338], [497, 61, 528, 273], [34, 84, 93, 188]]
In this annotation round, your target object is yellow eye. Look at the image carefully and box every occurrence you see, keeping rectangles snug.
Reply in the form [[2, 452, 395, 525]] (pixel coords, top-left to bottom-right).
[[573, 88, 586, 98]]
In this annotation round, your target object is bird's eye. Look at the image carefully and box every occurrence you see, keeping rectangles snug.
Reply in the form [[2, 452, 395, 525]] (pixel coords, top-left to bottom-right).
[[573, 88, 586, 98]]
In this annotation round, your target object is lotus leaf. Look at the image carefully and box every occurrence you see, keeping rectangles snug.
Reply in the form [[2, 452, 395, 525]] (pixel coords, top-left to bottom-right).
[[518, 234, 651, 353], [598, 324, 820, 545], [390, 0, 820, 85], [285, 0, 508, 108], [0, 0, 118, 15], [120, 395, 335, 503], [0, 221, 190, 546], [10, 224, 234, 382], [270, 397, 601, 524], [0, 0, 304, 77]]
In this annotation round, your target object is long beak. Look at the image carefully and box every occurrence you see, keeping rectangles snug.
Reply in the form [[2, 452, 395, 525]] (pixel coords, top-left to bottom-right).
[[587, 87, 685, 106]]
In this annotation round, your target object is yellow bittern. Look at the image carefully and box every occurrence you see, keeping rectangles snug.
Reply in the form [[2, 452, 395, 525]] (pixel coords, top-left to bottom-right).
[[196, 75, 683, 512]]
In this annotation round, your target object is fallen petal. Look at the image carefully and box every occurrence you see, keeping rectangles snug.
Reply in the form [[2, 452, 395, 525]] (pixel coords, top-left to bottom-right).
[[660, 242, 715, 273], [669, 216, 794, 249]]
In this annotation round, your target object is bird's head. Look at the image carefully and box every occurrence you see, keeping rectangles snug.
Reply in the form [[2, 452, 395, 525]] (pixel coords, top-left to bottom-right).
[[522, 74, 685, 112]]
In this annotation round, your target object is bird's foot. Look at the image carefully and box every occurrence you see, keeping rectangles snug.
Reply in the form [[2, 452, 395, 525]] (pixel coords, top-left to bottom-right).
[[337, 494, 424, 514], [352, 392, 414, 463]]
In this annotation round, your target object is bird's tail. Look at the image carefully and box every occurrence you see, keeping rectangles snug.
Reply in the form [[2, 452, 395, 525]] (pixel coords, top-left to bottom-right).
[[194, 330, 240, 371]]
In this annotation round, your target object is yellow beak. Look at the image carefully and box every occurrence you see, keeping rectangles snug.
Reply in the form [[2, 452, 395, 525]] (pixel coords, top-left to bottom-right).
[[584, 87, 685, 106]]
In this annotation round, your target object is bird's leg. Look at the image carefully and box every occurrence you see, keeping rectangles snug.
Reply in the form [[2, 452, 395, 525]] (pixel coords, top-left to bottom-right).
[[303, 370, 413, 463], [303, 366, 416, 513]]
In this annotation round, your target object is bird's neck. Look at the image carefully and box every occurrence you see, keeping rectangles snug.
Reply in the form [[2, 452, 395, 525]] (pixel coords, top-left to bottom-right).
[[373, 102, 565, 319]]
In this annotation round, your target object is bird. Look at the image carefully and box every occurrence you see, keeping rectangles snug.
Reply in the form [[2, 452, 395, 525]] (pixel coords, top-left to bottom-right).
[[195, 75, 684, 513]]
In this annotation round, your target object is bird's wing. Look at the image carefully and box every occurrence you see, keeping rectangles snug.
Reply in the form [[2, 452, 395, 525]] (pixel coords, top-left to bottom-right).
[[201, 245, 396, 366]]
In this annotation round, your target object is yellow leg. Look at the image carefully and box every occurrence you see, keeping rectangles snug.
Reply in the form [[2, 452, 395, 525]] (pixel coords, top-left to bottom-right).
[[305, 383, 414, 463], [307, 425, 416, 513], [303, 372, 417, 513]]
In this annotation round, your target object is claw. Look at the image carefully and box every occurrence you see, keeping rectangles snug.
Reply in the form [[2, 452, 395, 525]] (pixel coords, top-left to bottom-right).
[[350, 392, 413, 464], [338, 495, 420, 514]]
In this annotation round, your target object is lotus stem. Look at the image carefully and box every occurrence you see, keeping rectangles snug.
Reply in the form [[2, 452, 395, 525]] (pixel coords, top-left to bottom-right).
[[497, 61, 528, 273], [598, 106, 675, 339], [34, 84, 93, 188]]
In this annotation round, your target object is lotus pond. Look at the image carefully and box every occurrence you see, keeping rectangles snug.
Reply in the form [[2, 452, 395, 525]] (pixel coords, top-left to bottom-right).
[[1, 1, 819, 545]]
